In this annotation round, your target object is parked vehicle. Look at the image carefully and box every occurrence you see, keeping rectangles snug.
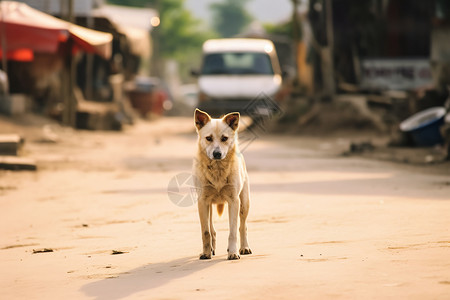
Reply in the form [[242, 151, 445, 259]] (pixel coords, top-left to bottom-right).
[[125, 76, 171, 117], [192, 38, 285, 117]]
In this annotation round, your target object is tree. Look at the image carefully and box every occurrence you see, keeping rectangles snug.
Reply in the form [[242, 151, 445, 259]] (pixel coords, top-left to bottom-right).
[[264, 20, 298, 39], [107, 0, 152, 8], [107, 0, 214, 80], [210, 0, 253, 38], [107, 0, 212, 59], [155, 0, 215, 80], [158, 0, 212, 59]]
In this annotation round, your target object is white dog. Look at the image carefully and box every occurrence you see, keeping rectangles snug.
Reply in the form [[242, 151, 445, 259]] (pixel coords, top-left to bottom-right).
[[193, 109, 252, 260]]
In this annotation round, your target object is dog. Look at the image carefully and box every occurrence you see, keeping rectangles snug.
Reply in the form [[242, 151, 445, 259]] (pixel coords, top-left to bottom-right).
[[193, 109, 252, 260]]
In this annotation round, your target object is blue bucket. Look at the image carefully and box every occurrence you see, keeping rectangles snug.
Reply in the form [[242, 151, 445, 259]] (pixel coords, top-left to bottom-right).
[[399, 107, 446, 147]]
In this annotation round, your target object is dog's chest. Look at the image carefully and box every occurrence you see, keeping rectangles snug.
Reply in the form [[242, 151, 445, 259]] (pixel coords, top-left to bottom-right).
[[203, 162, 232, 190]]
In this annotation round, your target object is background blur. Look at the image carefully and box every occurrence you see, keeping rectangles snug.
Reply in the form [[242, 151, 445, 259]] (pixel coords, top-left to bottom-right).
[[1, 2, 450, 299], [1, 0, 449, 141]]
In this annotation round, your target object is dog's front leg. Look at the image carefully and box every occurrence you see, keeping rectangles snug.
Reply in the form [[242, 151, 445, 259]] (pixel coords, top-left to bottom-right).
[[210, 205, 216, 256], [227, 197, 240, 260], [239, 179, 252, 255], [198, 199, 212, 259]]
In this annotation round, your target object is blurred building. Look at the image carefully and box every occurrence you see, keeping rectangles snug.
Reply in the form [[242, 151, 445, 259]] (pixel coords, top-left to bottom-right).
[[2, 0, 160, 128], [309, 0, 450, 96], [0, 1, 112, 122], [17, 0, 158, 101]]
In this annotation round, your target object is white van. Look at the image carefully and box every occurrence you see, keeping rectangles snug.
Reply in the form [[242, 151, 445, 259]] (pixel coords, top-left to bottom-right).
[[193, 38, 283, 117]]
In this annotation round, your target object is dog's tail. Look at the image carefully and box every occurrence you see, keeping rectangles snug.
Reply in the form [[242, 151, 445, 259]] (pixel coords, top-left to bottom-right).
[[217, 204, 224, 217]]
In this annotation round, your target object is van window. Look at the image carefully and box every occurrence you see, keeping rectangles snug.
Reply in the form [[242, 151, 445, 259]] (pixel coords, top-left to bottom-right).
[[201, 52, 274, 75]]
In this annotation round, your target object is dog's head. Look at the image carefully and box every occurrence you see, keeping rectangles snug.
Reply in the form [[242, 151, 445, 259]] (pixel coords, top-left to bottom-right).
[[194, 109, 240, 161]]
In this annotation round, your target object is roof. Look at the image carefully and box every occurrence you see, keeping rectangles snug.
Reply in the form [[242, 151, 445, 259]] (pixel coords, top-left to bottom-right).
[[17, 0, 104, 15], [12, 1, 158, 58], [0, 1, 112, 60], [92, 4, 158, 32], [202, 38, 275, 54], [92, 4, 159, 57]]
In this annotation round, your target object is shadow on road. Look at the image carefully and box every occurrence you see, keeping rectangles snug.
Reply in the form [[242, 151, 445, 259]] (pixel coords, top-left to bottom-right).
[[80, 256, 223, 300]]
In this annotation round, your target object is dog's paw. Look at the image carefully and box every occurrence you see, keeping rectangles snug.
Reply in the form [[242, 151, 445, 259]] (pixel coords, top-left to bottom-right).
[[199, 253, 211, 260], [239, 247, 252, 255], [227, 253, 240, 260]]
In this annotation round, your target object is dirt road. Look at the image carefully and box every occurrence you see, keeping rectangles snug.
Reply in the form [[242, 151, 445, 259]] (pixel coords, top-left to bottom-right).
[[1, 116, 449, 299]]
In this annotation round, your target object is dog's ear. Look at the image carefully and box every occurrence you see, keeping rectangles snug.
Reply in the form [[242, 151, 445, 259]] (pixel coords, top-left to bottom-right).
[[195, 109, 211, 130], [223, 112, 240, 131]]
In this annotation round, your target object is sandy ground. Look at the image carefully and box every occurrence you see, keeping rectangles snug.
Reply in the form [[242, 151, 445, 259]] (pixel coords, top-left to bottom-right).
[[0, 116, 449, 299]]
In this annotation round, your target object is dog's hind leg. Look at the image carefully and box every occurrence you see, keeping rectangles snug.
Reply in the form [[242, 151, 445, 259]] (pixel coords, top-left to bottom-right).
[[210, 205, 216, 255], [198, 199, 212, 259], [239, 180, 252, 255]]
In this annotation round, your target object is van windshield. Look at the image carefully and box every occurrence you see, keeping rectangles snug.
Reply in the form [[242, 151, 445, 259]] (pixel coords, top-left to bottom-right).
[[201, 52, 274, 75]]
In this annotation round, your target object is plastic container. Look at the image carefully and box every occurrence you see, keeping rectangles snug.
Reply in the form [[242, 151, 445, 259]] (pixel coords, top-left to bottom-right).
[[399, 107, 446, 147]]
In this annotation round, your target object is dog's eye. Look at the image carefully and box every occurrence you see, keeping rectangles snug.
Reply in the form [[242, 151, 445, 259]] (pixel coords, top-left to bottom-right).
[[205, 136, 213, 142], [221, 136, 228, 142]]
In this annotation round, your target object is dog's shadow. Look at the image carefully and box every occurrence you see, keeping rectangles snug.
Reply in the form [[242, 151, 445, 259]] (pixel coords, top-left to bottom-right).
[[80, 256, 223, 300]]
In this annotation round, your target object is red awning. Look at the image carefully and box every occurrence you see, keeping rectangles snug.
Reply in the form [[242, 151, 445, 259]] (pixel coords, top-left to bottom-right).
[[0, 1, 112, 61]]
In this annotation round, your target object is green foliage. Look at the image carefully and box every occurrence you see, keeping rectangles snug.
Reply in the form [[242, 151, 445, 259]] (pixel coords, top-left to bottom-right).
[[107, 0, 153, 7], [156, 0, 216, 82], [210, 0, 253, 38], [107, 0, 213, 59], [264, 21, 296, 38], [159, 0, 214, 59]]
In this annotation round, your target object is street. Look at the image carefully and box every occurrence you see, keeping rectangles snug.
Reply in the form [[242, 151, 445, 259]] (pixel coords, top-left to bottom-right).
[[1, 116, 450, 299]]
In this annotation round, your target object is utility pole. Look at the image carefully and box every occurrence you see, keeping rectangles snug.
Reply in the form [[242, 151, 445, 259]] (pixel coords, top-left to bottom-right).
[[61, 0, 76, 127], [291, 0, 301, 88], [150, 0, 162, 78], [85, 1, 94, 100], [322, 0, 335, 97], [1, 0, 9, 97]]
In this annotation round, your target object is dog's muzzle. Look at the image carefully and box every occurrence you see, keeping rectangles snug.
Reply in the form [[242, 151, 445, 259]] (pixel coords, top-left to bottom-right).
[[213, 151, 222, 160]]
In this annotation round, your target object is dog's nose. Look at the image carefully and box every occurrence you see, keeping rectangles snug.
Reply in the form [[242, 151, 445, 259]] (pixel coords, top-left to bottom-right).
[[213, 151, 222, 159]]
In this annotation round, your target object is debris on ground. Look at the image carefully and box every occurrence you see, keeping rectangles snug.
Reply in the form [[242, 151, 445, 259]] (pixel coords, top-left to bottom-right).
[[0, 156, 37, 171], [274, 93, 450, 165], [32, 248, 54, 254], [0, 134, 24, 155], [348, 141, 375, 154], [0, 133, 36, 171], [275, 95, 391, 135], [345, 144, 448, 165], [111, 250, 128, 255], [40, 125, 60, 143]]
